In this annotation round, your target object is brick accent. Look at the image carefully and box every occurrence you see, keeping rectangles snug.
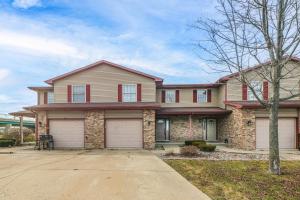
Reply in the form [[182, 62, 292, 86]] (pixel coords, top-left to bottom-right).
[[218, 107, 256, 150], [84, 111, 105, 149], [169, 115, 204, 141], [143, 109, 155, 149]]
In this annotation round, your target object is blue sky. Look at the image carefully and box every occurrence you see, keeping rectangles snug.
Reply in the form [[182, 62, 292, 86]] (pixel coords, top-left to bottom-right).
[[0, 0, 221, 113]]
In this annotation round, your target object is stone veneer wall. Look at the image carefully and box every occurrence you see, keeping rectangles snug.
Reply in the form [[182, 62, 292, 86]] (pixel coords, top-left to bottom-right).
[[85, 111, 105, 149], [37, 111, 47, 136], [169, 116, 203, 141], [218, 107, 256, 150], [143, 109, 156, 149]]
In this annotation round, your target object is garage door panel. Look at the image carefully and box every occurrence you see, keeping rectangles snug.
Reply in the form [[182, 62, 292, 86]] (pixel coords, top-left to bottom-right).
[[106, 119, 143, 148], [256, 118, 295, 149], [49, 120, 84, 148]]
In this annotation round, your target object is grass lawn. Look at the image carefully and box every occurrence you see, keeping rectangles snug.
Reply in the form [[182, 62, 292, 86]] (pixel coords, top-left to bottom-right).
[[165, 160, 300, 200]]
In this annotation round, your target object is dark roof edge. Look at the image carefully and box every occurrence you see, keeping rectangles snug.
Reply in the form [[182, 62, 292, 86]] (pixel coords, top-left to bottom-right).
[[157, 83, 222, 89]]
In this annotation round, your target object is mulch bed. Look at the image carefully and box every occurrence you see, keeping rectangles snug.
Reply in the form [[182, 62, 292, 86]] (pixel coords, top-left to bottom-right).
[[161, 151, 269, 160]]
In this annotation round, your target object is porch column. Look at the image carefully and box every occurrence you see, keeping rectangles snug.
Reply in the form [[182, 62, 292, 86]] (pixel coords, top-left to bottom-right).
[[19, 116, 24, 145]]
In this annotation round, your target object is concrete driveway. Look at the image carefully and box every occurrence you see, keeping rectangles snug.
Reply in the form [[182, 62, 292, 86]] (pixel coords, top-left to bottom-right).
[[0, 148, 210, 200]]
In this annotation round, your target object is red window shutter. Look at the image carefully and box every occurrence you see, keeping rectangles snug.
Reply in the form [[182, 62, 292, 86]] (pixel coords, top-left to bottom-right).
[[67, 85, 72, 103], [242, 84, 248, 101], [137, 84, 142, 102], [161, 90, 166, 103], [86, 84, 91, 103], [193, 90, 197, 103], [263, 81, 268, 100], [44, 92, 48, 104], [207, 89, 212, 102], [118, 84, 122, 102], [175, 90, 180, 103]]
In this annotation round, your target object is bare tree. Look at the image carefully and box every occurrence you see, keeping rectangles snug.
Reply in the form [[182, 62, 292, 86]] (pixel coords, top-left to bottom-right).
[[195, 0, 300, 175]]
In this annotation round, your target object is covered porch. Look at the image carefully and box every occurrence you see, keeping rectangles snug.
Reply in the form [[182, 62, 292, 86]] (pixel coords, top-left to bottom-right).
[[155, 107, 231, 143]]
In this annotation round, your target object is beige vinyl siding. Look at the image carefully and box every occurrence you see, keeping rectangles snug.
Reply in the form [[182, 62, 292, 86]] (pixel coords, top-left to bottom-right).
[[47, 111, 85, 119], [226, 61, 300, 101], [38, 91, 45, 105], [218, 84, 226, 108], [227, 78, 242, 101], [105, 110, 143, 119], [157, 88, 219, 107], [53, 64, 156, 103]]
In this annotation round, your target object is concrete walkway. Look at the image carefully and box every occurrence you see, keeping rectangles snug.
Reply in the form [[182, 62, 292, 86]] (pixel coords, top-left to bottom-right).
[[0, 147, 210, 200]]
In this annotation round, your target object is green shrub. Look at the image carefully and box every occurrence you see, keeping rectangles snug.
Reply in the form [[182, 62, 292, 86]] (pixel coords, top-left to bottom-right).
[[0, 139, 15, 147], [24, 134, 35, 142], [198, 144, 216, 152], [2, 127, 34, 145], [185, 140, 206, 146], [180, 145, 199, 156]]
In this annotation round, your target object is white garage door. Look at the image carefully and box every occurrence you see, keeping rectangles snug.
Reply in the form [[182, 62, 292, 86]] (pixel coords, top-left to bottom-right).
[[106, 119, 143, 148], [256, 118, 296, 149], [49, 120, 84, 148]]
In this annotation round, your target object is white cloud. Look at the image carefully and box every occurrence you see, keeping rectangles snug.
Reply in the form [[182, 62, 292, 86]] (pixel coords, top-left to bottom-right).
[[0, 3, 216, 81], [12, 0, 41, 9], [0, 30, 85, 58], [0, 69, 9, 81], [0, 94, 16, 104]]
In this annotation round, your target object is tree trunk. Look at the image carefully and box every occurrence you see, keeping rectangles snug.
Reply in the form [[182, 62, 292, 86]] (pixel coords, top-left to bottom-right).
[[269, 81, 281, 175]]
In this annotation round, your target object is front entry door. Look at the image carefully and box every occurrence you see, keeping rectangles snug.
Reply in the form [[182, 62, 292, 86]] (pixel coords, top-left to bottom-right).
[[206, 119, 217, 141], [156, 119, 170, 141]]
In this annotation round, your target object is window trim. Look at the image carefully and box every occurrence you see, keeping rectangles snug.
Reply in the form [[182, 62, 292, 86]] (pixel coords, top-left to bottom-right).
[[197, 89, 208, 103], [248, 81, 262, 101], [122, 84, 137, 102], [165, 90, 176, 103], [47, 91, 54, 104], [72, 85, 86, 103]]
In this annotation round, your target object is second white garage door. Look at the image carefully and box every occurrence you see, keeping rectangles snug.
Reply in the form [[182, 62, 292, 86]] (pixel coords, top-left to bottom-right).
[[49, 120, 84, 148], [256, 118, 296, 149], [106, 119, 143, 148]]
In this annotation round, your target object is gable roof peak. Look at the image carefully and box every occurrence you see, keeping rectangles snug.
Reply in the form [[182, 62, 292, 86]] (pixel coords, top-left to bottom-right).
[[45, 60, 163, 85], [216, 56, 300, 83]]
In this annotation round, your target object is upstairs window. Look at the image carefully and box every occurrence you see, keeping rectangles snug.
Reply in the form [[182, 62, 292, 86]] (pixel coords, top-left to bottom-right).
[[47, 91, 54, 104], [197, 89, 207, 103], [72, 85, 86, 103], [165, 90, 175, 103], [123, 84, 137, 102], [248, 81, 262, 100]]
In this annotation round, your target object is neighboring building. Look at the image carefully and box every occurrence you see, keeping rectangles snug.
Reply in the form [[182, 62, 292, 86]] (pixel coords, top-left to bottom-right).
[[25, 59, 300, 150]]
